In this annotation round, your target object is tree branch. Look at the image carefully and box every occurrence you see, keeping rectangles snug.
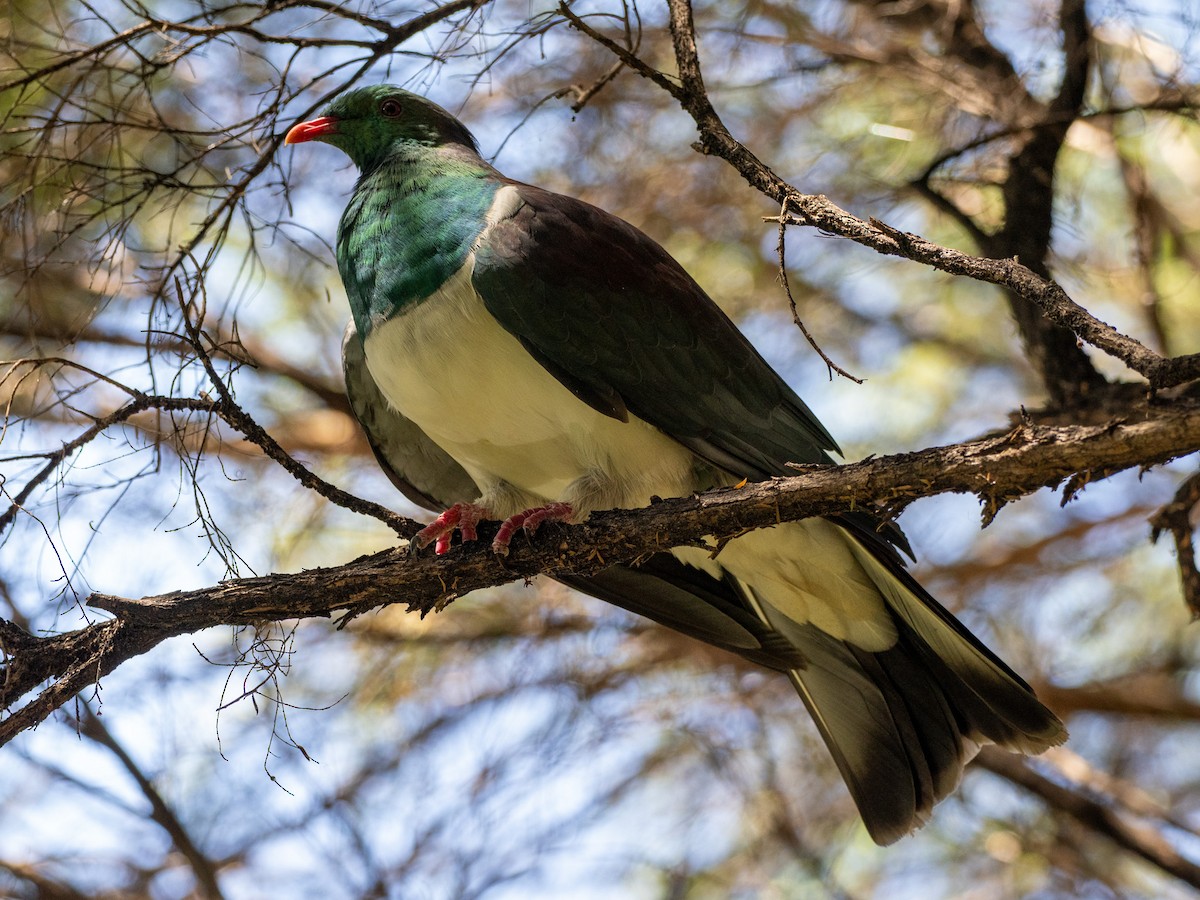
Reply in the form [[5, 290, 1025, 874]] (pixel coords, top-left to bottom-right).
[[71, 704, 226, 900], [986, 0, 1105, 404], [3, 394, 1198, 747], [1041, 672, 1200, 722]]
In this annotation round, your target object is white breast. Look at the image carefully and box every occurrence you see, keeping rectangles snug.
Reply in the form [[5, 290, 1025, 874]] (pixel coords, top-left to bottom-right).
[[361, 249, 697, 518]]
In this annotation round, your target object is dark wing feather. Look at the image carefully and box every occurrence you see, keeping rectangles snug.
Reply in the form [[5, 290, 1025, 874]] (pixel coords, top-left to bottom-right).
[[781, 617, 965, 845], [473, 183, 915, 557], [472, 183, 841, 481], [559, 555, 807, 671], [342, 322, 478, 510]]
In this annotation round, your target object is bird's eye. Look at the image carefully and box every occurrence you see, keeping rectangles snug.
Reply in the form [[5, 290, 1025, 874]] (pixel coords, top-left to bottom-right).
[[380, 98, 403, 118]]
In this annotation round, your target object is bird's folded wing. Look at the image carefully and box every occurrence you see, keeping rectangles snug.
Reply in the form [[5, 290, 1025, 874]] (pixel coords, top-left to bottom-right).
[[471, 182, 842, 481]]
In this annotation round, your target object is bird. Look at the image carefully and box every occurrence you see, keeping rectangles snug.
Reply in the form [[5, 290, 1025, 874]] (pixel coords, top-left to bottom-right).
[[285, 84, 1066, 845]]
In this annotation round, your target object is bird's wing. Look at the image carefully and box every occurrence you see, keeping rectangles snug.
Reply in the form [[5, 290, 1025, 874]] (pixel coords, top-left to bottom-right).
[[342, 321, 478, 511], [471, 182, 841, 481]]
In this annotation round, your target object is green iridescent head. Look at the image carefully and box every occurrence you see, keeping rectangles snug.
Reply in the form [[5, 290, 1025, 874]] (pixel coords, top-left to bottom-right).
[[285, 85, 479, 171]]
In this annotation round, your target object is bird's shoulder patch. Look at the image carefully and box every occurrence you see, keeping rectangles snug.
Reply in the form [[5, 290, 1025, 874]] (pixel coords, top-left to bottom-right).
[[483, 184, 524, 228]]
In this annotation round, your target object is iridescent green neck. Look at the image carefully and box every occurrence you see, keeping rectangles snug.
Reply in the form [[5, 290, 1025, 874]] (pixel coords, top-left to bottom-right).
[[336, 145, 499, 338]]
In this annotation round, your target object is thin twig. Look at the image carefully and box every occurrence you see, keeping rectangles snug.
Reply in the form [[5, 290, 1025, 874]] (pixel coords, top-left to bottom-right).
[[1151, 471, 1200, 619], [0, 394, 220, 537], [770, 199, 863, 384], [174, 281, 416, 539]]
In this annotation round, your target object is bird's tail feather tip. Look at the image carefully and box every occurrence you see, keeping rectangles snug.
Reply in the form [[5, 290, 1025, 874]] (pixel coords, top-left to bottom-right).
[[781, 589, 1065, 845]]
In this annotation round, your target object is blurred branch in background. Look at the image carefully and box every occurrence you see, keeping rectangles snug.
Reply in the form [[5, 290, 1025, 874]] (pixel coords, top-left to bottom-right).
[[977, 747, 1200, 889]]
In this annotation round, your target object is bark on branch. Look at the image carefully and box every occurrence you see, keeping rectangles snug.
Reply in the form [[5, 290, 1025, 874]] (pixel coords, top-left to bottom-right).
[[3, 394, 1198, 748]]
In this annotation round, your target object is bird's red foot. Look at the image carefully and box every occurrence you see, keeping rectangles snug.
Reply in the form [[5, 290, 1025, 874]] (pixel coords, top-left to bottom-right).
[[415, 502, 488, 555], [492, 502, 574, 556]]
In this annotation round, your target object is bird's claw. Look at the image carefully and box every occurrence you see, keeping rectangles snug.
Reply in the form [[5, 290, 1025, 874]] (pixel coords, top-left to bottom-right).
[[415, 502, 486, 555], [416, 501, 574, 557], [491, 502, 574, 556]]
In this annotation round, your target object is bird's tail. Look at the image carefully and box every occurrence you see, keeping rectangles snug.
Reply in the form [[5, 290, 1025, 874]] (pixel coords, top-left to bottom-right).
[[744, 523, 1066, 845], [569, 518, 1064, 845]]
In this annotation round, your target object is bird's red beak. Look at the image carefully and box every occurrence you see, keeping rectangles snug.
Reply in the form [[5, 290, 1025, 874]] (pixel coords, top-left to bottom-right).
[[285, 115, 340, 144]]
